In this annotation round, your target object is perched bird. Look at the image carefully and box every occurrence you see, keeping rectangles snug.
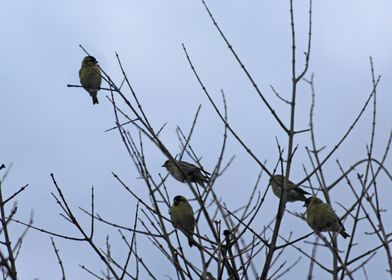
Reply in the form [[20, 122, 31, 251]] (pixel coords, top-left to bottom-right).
[[163, 159, 210, 186], [169, 195, 195, 247], [269, 175, 309, 202], [304, 197, 350, 239], [79, 56, 102, 105]]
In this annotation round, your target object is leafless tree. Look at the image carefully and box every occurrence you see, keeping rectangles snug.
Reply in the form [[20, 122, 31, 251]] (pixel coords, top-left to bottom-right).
[[6, 0, 392, 279]]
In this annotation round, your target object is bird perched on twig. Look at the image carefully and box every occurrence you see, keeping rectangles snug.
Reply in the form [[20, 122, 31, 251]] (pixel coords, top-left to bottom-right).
[[169, 195, 195, 247], [269, 175, 309, 202], [162, 159, 210, 186], [79, 56, 102, 105], [304, 196, 350, 239]]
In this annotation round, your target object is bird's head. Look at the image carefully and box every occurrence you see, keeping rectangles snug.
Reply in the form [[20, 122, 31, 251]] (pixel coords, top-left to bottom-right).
[[173, 195, 186, 206], [303, 197, 312, 207], [82, 56, 98, 66], [162, 160, 170, 168], [270, 174, 284, 184], [303, 196, 323, 207]]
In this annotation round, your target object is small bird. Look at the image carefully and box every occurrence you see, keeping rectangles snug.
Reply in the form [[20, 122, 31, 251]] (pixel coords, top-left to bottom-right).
[[169, 195, 195, 247], [269, 175, 309, 202], [79, 56, 102, 105], [162, 159, 210, 186], [304, 197, 350, 239]]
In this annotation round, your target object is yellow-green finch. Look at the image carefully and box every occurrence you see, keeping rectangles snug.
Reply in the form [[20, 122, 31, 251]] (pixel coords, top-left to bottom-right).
[[79, 56, 102, 105], [304, 197, 349, 239], [269, 175, 309, 202], [163, 159, 210, 186], [169, 195, 195, 247]]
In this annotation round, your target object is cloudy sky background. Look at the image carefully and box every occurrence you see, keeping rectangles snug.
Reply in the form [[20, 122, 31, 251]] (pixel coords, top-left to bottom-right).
[[1, 0, 392, 279]]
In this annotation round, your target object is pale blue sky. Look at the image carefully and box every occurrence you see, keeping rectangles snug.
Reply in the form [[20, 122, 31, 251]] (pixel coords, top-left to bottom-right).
[[1, 1, 392, 279]]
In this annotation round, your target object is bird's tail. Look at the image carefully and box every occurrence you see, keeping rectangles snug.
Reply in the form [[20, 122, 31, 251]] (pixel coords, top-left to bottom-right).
[[90, 90, 99, 105], [92, 96, 99, 105], [197, 174, 210, 186], [188, 235, 196, 247], [339, 230, 350, 239], [299, 194, 308, 202]]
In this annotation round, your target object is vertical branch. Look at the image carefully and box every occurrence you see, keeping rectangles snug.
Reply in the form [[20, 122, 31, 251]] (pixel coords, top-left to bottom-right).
[[0, 181, 17, 280], [119, 203, 139, 279], [307, 236, 319, 280], [51, 237, 66, 280], [261, 0, 312, 276]]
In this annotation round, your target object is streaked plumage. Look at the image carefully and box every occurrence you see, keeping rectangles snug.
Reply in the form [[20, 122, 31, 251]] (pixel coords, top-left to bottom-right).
[[269, 175, 309, 202], [163, 159, 210, 186], [79, 56, 102, 105], [304, 197, 350, 239], [169, 195, 195, 247]]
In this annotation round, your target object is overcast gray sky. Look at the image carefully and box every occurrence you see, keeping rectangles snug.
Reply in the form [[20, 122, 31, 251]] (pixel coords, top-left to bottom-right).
[[1, 1, 392, 279]]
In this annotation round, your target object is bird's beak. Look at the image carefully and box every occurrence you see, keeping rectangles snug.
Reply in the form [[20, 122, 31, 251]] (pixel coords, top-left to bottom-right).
[[162, 164, 165, 167]]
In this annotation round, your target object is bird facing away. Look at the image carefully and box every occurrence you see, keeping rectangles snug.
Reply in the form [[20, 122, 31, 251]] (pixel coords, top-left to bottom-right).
[[79, 56, 102, 105], [304, 197, 350, 239], [169, 195, 195, 247], [269, 175, 309, 202], [162, 159, 210, 186]]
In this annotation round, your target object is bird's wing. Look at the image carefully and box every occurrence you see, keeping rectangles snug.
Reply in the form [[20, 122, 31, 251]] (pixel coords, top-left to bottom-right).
[[178, 161, 199, 174], [201, 168, 211, 176], [320, 204, 339, 226], [178, 161, 197, 168], [293, 185, 310, 195]]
